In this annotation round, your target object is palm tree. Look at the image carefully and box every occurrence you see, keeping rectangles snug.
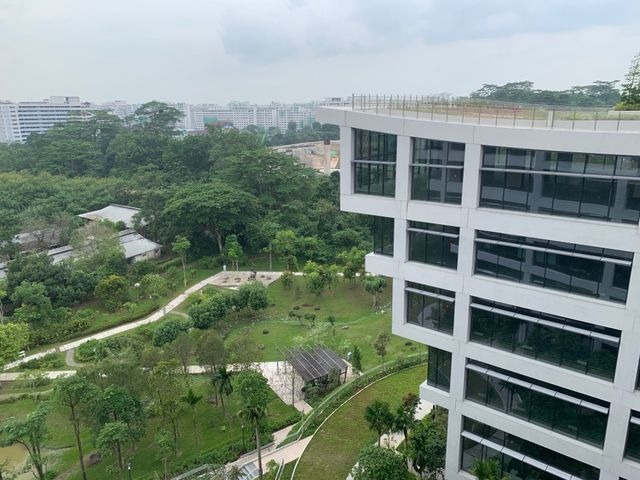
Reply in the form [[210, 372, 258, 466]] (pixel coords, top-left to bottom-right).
[[212, 367, 234, 415], [471, 458, 510, 480], [393, 404, 416, 455], [364, 400, 394, 446], [180, 388, 203, 448], [225, 464, 243, 480], [238, 403, 268, 479]]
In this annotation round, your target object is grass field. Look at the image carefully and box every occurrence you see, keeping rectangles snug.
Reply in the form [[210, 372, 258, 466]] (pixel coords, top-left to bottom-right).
[[0, 375, 298, 480], [224, 276, 421, 371], [293, 366, 425, 480]]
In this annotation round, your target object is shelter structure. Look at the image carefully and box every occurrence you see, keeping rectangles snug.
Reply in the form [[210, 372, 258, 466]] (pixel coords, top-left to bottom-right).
[[276, 345, 349, 403]]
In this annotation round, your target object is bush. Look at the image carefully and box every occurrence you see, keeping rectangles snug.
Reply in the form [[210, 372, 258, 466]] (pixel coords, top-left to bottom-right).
[[198, 256, 223, 269], [20, 352, 65, 370], [18, 371, 51, 388], [152, 317, 192, 346], [189, 292, 232, 329], [128, 260, 158, 280], [94, 275, 129, 312], [280, 271, 294, 289], [235, 281, 269, 312]]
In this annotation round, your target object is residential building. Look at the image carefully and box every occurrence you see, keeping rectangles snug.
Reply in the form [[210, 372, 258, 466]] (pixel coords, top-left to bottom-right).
[[317, 97, 640, 480], [0, 96, 91, 143], [194, 102, 317, 131]]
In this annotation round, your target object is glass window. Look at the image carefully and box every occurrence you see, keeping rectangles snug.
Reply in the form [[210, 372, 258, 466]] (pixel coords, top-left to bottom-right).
[[461, 417, 601, 480], [411, 138, 464, 205], [469, 298, 620, 381], [480, 146, 640, 224], [405, 282, 455, 335], [625, 416, 640, 462], [408, 222, 459, 269], [465, 362, 608, 448], [354, 129, 396, 197], [474, 230, 632, 303], [372, 216, 394, 256], [427, 346, 451, 392]]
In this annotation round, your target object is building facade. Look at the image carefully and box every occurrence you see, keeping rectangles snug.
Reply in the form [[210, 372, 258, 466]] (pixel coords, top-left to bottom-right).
[[317, 103, 640, 480], [0, 96, 91, 143]]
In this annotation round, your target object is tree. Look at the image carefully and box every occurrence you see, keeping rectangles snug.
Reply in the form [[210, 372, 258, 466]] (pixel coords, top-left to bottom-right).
[[364, 400, 394, 446], [408, 417, 446, 479], [134, 101, 183, 135], [272, 230, 299, 271], [471, 458, 505, 480], [162, 181, 259, 255], [236, 370, 271, 480], [362, 275, 387, 308], [148, 359, 184, 451], [373, 332, 390, 363], [95, 421, 132, 480], [393, 399, 417, 455], [195, 330, 228, 373], [0, 280, 6, 325], [71, 222, 127, 278], [352, 445, 408, 480], [337, 247, 366, 281], [171, 235, 191, 288], [155, 429, 174, 480], [0, 404, 49, 480], [351, 345, 363, 373], [188, 292, 231, 329], [326, 315, 337, 338], [303, 261, 338, 296], [94, 275, 129, 312], [257, 220, 280, 270], [225, 234, 243, 271], [140, 273, 168, 299], [235, 281, 269, 314], [180, 388, 203, 448], [0, 322, 30, 367], [168, 333, 196, 375], [91, 385, 146, 468], [619, 51, 640, 109], [212, 366, 234, 414], [152, 317, 191, 347], [53, 375, 100, 480]]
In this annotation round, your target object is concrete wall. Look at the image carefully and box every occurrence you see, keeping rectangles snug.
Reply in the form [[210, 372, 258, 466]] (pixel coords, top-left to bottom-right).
[[318, 107, 640, 480]]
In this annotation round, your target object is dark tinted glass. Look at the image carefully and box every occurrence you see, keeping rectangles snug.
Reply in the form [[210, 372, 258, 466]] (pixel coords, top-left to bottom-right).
[[372, 216, 394, 256], [625, 418, 640, 462]]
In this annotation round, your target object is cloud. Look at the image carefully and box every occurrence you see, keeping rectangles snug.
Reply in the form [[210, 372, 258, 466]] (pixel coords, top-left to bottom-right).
[[0, 0, 638, 103]]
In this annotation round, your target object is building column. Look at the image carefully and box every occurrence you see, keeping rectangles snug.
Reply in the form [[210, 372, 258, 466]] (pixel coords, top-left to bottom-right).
[[461, 143, 482, 211], [339, 126, 353, 198], [445, 410, 463, 479], [395, 135, 411, 205]]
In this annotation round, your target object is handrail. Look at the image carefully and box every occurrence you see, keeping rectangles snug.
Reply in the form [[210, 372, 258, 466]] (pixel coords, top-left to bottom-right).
[[341, 94, 640, 133]]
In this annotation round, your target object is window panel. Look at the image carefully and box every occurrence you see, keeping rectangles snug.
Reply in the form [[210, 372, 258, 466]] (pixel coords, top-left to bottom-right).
[[625, 418, 640, 462]]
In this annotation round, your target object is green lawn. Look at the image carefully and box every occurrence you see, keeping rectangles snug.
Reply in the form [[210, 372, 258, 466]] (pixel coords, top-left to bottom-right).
[[224, 277, 420, 370], [0, 375, 298, 480], [293, 366, 425, 480]]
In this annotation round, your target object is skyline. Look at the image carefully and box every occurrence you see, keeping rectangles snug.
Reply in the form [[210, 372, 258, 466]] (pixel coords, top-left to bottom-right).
[[1, 0, 639, 104]]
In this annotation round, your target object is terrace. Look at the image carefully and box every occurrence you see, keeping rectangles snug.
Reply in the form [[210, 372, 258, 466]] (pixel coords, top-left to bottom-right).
[[344, 94, 640, 132]]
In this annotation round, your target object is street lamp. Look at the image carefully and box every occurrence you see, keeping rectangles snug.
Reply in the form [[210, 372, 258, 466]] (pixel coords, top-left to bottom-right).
[[241, 422, 246, 451], [127, 461, 132, 480]]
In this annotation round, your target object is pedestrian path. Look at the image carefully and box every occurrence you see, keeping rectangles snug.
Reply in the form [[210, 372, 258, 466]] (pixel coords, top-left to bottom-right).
[[2, 271, 282, 371]]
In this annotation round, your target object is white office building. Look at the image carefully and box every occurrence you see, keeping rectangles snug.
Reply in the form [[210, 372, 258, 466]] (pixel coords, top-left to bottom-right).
[[0, 96, 91, 143], [318, 97, 640, 480]]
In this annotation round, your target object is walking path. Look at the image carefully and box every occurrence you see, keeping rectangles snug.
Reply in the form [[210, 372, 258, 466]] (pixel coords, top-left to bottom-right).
[[2, 271, 282, 371]]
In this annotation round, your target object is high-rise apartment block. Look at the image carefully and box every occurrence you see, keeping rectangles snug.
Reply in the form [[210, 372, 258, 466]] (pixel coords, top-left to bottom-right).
[[318, 97, 640, 480], [0, 96, 91, 143]]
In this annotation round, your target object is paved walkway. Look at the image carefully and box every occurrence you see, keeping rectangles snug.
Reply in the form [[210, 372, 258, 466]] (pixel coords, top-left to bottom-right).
[[3, 271, 282, 371]]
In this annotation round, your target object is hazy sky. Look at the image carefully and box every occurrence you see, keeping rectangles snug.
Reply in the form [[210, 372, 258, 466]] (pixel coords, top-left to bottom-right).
[[1, 0, 639, 104]]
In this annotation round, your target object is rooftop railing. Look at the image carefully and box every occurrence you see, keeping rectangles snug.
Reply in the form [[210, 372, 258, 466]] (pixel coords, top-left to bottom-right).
[[348, 94, 640, 132]]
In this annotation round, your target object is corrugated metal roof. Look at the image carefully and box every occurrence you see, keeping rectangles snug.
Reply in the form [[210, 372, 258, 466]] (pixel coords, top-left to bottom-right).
[[78, 204, 141, 228]]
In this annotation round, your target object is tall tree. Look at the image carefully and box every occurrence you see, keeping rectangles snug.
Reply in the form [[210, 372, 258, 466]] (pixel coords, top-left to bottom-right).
[[148, 359, 184, 451], [162, 181, 258, 254], [95, 421, 132, 480], [0, 404, 49, 480], [224, 234, 243, 271], [408, 417, 446, 480], [362, 275, 387, 308], [180, 388, 203, 448], [53, 375, 100, 480], [364, 400, 394, 446], [212, 366, 234, 415], [0, 322, 30, 367], [171, 235, 191, 288], [620, 52, 640, 109], [236, 370, 271, 480]]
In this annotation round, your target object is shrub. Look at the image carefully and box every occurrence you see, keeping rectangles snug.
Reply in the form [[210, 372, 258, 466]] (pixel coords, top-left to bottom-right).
[[20, 352, 65, 370], [128, 260, 158, 280], [189, 293, 232, 329], [94, 275, 129, 312], [235, 281, 269, 312], [280, 271, 294, 289], [152, 317, 192, 346], [198, 256, 223, 269]]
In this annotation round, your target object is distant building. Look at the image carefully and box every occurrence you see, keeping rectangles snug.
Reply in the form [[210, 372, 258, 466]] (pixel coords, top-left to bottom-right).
[[193, 102, 316, 131], [0, 96, 92, 143], [78, 204, 142, 229]]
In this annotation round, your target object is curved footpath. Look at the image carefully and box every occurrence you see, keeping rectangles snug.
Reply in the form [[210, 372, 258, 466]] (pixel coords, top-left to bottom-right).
[[2, 271, 282, 371]]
